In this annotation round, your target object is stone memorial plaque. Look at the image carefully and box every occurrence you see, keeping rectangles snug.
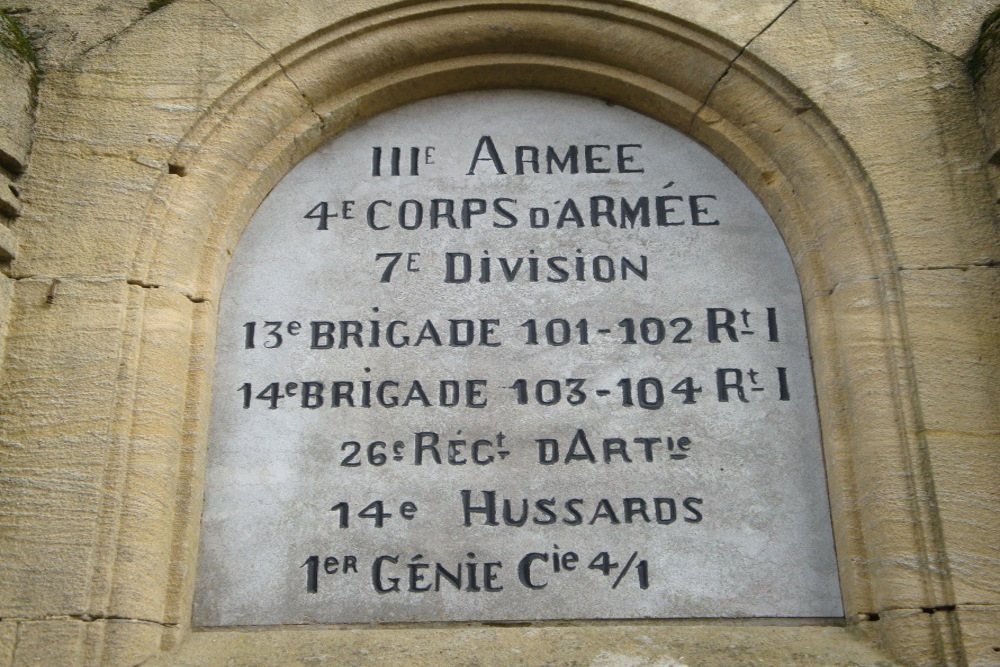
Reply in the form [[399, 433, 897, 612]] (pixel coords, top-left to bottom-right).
[[193, 90, 842, 625]]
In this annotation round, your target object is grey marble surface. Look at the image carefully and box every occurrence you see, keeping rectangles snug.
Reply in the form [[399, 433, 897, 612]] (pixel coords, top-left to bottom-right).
[[193, 91, 842, 626]]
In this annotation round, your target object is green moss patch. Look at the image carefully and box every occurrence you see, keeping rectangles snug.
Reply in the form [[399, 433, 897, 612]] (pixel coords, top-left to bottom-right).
[[0, 9, 37, 69]]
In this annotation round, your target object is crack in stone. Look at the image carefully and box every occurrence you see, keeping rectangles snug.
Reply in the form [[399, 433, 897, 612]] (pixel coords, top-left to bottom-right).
[[859, 602, 998, 622], [851, 2, 968, 63], [4, 614, 177, 628], [689, 0, 801, 132], [205, 0, 325, 127], [71, 7, 155, 66], [899, 261, 1000, 271]]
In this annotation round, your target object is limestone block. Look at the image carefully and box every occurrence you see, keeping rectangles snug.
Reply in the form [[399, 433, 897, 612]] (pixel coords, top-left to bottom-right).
[[0, 171, 21, 219], [0, 223, 15, 262], [0, 51, 33, 173], [211, 0, 792, 59], [8, 2, 276, 280], [135, 72, 315, 298], [899, 267, 1000, 439], [0, 278, 198, 624], [10, 140, 162, 279], [9, 620, 86, 666], [878, 607, 964, 665], [10, 1, 147, 71], [955, 605, 1000, 666], [973, 10, 1000, 164], [858, 0, 999, 57], [899, 267, 1000, 604], [0, 621, 14, 665], [0, 273, 12, 372], [806, 278, 949, 614], [690, 62, 884, 295], [99, 285, 200, 623], [746, 0, 1000, 270], [277, 4, 732, 124], [0, 278, 133, 617], [148, 624, 896, 666], [10, 618, 162, 666]]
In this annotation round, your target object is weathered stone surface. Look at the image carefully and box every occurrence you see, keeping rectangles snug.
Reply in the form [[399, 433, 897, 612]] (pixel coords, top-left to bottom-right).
[[0, 275, 11, 375], [0, 278, 133, 617], [973, 8, 1000, 174], [899, 267, 1000, 604], [8, 1, 275, 282], [12, 0, 148, 70], [212, 0, 790, 60], [0, 171, 21, 219], [747, 0, 1000, 269], [0, 278, 198, 624], [0, 50, 33, 173], [147, 624, 897, 667], [955, 605, 1000, 666], [805, 275, 971, 615], [0, 1, 996, 664], [9, 618, 163, 666], [877, 607, 964, 665], [859, 0, 999, 57], [0, 224, 16, 262], [0, 621, 13, 666]]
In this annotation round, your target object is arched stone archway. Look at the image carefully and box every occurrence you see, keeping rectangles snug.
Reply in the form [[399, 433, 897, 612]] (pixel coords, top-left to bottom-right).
[[0, 2, 996, 664]]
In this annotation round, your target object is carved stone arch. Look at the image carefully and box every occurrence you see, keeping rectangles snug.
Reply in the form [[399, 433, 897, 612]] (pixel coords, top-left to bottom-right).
[[86, 1, 958, 663]]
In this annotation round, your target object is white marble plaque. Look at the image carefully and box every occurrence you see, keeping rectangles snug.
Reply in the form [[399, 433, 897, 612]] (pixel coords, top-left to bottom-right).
[[193, 91, 842, 625]]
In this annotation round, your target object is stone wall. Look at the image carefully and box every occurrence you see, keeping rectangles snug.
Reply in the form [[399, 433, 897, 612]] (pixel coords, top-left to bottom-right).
[[0, 10, 34, 387], [0, 1, 997, 665]]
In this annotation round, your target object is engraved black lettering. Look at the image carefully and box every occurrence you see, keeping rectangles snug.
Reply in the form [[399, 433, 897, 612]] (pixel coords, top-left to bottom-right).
[[467, 135, 506, 175], [310, 321, 335, 349], [546, 145, 578, 173], [602, 437, 631, 463], [716, 368, 749, 403], [562, 498, 584, 525], [429, 198, 456, 228], [707, 308, 738, 342], [366, 200, 391, 230], [461, 489, 498, 526], [445, 252, 471, 283], [518, 552, 548, 589], [623, 497, 651, 523], [515, 145, 539, 174], [331, 381, 354, 407], [655, 195, 685, 225], [493, 198, 518, 228], [655, 498, 677, 524], [584, 144, 611, 173], [462, 199, 486, 228], [372, 555, 400, 593], [589, 499, 620, 524], [590, 195, 616, 227], [533, 498, 558, 524], [683, 497, 704, 522], [339, 320, 363, 348], [690, 194, 719, 225], [616, 144, 644, 173], [620, 197, 649, 228], [565, 429, 596, 463], [415, 431, 442, 465]]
